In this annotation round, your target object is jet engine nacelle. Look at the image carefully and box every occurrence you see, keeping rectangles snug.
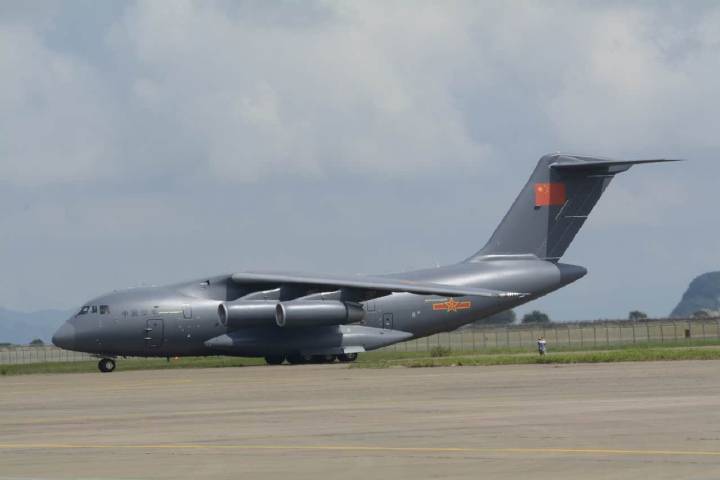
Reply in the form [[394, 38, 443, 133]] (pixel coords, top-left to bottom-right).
[[218, 301, 277, 328], [275, 300, 365, 328]]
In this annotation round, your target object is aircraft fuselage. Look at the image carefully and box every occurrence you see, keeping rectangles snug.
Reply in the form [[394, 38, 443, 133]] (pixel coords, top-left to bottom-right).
[[52, 257, 585, 359], [52, 153, 676, 371]]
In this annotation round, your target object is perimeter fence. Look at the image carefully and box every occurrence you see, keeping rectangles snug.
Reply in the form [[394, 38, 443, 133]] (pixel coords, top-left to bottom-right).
[[1, 317, 718, 365], [0, 346, 95, 365], [385, 317, 720, 352]]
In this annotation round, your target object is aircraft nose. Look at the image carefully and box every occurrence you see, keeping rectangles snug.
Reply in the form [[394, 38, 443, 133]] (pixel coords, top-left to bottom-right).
[[52, 322, 76, 350]]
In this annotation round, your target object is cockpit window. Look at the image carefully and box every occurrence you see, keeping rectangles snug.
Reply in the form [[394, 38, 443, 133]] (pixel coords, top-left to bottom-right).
[[77, 306, 90, 315], [91, 305, 98, 314], [100, 305, 110, 315]]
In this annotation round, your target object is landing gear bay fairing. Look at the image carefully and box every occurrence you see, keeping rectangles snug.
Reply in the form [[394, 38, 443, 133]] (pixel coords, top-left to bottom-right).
[[52, 154, 678, 372]]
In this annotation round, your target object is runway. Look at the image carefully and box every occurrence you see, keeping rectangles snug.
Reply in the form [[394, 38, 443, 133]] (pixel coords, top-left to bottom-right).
[[2, 361, 720, 479]]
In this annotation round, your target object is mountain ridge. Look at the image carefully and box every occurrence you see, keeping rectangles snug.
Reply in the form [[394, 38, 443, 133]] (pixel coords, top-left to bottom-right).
[[0, 307, 71, 345], [671, 271, 720, 317]]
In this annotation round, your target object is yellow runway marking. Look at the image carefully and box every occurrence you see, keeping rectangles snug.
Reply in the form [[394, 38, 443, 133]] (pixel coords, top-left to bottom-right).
[[0, 443, 719, 458]]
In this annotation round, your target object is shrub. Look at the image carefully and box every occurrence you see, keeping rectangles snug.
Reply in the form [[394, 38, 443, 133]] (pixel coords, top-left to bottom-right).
[[521, 310, 551, 324], [430, 346, 451, 357]]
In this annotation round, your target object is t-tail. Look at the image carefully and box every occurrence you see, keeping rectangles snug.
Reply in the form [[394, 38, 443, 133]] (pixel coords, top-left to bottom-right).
[[467, 154, 681, 262]]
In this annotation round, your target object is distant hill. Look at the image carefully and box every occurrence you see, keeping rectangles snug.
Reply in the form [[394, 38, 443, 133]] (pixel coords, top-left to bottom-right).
[[0, 307, 71, 345], [671, 272, 720, 317]]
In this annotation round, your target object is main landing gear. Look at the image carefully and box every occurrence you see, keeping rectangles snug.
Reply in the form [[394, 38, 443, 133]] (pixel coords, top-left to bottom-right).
[[264, 355, 285, 365], [264, 353, 359, 365], [337, 353, 358, 363], [98, 358, 116, 373]]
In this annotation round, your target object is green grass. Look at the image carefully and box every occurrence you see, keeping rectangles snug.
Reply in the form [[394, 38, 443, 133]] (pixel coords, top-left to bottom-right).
[[384, 338, 720, 356], [3, 340, 720, 376], [353, 345, 720, 368], [0, 356, 266, 376]]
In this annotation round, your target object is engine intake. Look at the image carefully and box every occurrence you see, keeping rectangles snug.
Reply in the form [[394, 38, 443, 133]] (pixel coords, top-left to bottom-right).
[[275, 301, 365, 328]]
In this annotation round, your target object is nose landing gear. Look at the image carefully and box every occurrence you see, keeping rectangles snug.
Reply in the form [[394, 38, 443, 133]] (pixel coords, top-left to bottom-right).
[[98, 358, 116, 373]]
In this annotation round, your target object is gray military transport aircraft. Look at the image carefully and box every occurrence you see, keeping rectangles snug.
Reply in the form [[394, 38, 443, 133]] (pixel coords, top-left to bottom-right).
[[53, 154, 678, 372]]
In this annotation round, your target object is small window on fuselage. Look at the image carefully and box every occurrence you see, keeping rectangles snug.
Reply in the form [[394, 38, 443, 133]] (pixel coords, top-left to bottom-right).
[[77, 306, 90, 316], [100, 305, 110, 315], [91, 305, 98, 314]]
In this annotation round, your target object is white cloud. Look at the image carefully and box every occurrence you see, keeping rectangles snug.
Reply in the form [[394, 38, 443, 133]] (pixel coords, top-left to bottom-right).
[[3, 2, 720, 187], [108, 0, 494, 182], [0, 24, 118, 186], [0, 1, 718, 318], [545, 6, 720, 153]]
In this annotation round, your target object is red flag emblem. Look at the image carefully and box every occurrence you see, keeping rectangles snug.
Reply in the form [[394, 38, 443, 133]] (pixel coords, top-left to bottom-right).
[[535, 183, 566, 206], [432, 298, 472, 312]]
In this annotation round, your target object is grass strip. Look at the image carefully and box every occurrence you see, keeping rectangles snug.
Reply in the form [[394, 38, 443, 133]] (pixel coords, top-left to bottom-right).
[[352, 346, 720, 368], [0, 356, 266, 376], [3, 341, 720, 376]]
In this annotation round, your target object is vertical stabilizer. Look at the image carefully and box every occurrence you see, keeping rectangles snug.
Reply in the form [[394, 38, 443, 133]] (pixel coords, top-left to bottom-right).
[[466, 154, 680, 262]]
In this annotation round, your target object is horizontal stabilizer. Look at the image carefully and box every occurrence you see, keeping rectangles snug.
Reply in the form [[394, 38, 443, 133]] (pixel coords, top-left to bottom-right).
[[551, 156, 683, 172]]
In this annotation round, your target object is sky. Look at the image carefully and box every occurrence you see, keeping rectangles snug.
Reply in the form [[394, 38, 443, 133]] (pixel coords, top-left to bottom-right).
[[0, 1, 717, 320]]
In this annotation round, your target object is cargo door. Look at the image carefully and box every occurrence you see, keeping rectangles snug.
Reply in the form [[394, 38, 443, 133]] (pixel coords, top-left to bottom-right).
[[144, 319, 165, 349]]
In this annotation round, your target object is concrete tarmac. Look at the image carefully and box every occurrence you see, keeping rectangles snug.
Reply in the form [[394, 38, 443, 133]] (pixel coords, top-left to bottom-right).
[[2, 361, 720, 479]]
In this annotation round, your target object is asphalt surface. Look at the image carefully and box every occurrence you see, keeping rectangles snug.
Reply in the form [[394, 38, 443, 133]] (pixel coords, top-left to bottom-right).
[[1, 361, 720, 479]]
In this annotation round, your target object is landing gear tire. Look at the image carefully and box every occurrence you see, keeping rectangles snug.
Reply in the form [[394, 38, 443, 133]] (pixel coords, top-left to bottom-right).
[[264, 355, 285, 365], [286, 354, 312, 365], [311, 355, 335, 364], [337, 353, 358, 363], [98, 358, 116, 373]]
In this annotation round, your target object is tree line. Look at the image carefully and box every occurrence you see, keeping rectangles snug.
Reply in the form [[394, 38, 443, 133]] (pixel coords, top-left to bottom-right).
[[468, 309, 655, 327]]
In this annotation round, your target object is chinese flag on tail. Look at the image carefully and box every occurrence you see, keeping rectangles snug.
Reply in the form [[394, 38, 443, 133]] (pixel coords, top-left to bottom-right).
[[535, 183, 566, 206]]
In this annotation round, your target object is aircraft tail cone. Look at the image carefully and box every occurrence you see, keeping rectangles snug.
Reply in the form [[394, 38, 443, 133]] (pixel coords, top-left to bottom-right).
[[557, 263, 587, 285]]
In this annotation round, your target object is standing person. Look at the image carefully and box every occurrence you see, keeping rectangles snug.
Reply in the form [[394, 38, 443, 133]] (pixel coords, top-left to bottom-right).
[[537, 336, 547, 356]]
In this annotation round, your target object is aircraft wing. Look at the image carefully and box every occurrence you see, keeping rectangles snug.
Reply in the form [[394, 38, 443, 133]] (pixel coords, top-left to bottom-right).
[[230, 271, 526, 300]]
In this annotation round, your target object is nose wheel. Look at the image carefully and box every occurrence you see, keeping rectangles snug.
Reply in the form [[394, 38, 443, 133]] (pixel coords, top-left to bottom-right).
[[98, 358, 116, 373]]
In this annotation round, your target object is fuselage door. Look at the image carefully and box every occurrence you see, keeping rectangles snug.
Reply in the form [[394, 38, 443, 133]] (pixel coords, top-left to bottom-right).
[[182, 304, 192, 319], [145, 319, 164, 348], [382, 313, 393, 329]]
